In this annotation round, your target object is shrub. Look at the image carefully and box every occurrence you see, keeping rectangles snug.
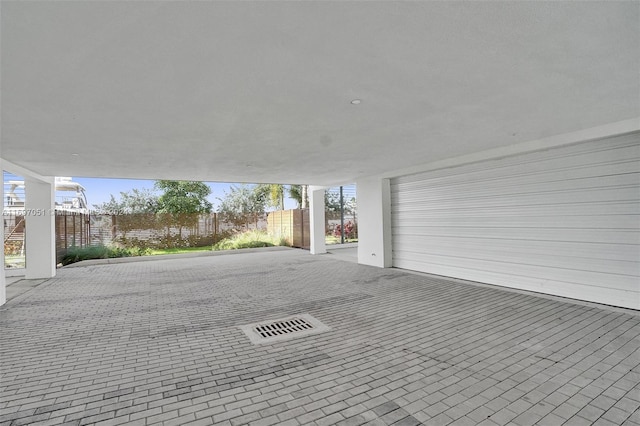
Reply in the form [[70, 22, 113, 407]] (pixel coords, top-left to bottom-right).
[[61, 245, 150, 266], [213, 230, 287, 251], [4, 241, 23, 256], [116, 237, 153, 250]]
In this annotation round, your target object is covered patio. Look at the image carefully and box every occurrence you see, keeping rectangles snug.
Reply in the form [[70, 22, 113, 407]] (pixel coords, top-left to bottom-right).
[[2, 1, 639, 309], [1, 249, 638, 426]]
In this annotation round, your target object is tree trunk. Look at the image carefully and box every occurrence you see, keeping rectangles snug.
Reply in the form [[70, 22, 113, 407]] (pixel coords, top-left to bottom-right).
[[301, 185, 308, 209]]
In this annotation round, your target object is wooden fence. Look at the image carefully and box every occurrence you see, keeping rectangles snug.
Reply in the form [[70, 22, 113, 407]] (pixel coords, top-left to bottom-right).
[[6, 210, 273, 267], [55, 212, 91, 263], [53, 212, 269, 262], [99, 212, 268, 247], [267, 209, 310, 249]]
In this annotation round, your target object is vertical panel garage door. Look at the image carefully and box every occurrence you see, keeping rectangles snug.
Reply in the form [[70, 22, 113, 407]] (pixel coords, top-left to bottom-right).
[[391, 132, 640, 309]]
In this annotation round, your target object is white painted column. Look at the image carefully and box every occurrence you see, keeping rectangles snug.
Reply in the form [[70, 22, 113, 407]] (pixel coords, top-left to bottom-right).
[[309, 185, 326, 255], [356, 177, 392, 268], [0, 160, 5, 305], [25, 177, 56, 279]]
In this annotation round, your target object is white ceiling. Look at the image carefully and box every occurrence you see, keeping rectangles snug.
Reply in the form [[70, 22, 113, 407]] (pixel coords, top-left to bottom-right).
[[1, 1, 638, 186]]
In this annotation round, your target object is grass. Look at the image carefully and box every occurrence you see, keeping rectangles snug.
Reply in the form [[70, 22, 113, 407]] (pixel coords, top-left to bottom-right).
[[4, 255, 25, 269], [149, 246, 212, 256], [53, 231, 289, 266], [213, 230, 288, 251], [18, 231, 355, 268], [325, 235, 358, 245]]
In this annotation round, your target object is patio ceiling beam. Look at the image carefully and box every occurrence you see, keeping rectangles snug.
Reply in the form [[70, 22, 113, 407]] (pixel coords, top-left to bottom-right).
[[2, 159, 52, 184]]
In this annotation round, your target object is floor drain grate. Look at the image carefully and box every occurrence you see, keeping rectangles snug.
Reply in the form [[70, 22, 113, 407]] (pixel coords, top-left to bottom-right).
[[255, 317, 314, 338], [240, 314, 331, 345]]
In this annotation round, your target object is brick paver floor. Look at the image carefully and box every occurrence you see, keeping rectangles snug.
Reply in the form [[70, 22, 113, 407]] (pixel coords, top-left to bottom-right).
[[1, 248, 639, 426]]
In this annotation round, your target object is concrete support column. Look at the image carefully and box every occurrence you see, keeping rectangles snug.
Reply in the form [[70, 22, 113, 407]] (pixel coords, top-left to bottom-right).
[[309, 185, 326, 255], [25, 177, 56, 279], [0, 160, 5, 306], [356, 177, 392, 268]]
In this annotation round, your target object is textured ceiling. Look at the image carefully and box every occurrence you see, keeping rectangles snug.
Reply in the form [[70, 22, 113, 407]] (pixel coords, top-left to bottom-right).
[[1, 1, 638, 185]]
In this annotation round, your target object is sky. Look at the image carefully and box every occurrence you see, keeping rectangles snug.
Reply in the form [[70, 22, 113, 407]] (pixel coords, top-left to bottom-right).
[[71, 177, 300, 211]]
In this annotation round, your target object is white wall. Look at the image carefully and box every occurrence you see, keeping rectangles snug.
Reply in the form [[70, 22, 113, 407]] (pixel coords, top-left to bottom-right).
[[0, 159, 5, 306], [24, 177, 56, 279], [356, 177, 392, 268], [390, 133, 639, 309], [353, 120, 640, 309], [309, 185, 326, 255]]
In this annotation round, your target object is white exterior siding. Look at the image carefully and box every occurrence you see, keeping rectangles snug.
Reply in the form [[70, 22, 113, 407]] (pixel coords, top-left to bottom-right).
[[391, 132, 640, 309]]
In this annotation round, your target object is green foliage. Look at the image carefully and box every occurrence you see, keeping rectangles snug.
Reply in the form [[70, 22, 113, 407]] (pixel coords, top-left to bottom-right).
[[289, 185, 301, 207], [325, 190, 356, 216], [93, 188, 159, 215], [271, 185, 285, 210], [4, 241, 22, 256], [324, 190, 341, 213], [255, 184, 285, 210], [212, 230, 287, 251], [154, 180, 213, 245], [217, 184, 267, 228], [115, 237, 153, 250], [155, 180, 212, 215], [61, 245, 150, 266], [288, 184, 308, 209], [93, 189, 160, 237], [149, 246, 213, 255], [153, 234, 214, 249], [325, 235, 358, 245], [253, 184, 269, 202]]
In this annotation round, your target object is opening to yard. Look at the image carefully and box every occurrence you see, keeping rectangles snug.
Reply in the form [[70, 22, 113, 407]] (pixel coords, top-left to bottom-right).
[[3, 175, 358, 267]]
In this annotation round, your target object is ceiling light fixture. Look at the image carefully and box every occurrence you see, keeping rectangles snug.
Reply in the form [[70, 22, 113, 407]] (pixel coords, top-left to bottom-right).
[[350, 99, 362, 105]]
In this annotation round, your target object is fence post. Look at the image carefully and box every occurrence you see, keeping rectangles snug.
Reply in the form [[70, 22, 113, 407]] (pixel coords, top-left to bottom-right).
[[340, 186, 345, 244], [214, 212, 218, 244], [64, 213, 68, 250], [300, 209, 304, 248]]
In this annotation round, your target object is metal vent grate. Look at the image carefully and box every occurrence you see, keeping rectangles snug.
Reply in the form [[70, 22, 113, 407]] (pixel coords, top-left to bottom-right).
[[254, 317, 314, 338], [240, 314, 331, 345]]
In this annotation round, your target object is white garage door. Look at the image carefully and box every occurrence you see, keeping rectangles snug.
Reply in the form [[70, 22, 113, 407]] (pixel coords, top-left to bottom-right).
[[391, 132, 640, 309]]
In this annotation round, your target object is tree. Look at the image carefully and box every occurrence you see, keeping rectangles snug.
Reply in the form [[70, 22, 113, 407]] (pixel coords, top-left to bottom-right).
[[324, 188, 357, 238], [155, 180, 212, 239], [289, 184, 308, 209], [325, 189, 356, 217], [217, 184, 267, 229], [270, 184, 285, 211], [94, 188, 159, 215], [93, 188, 159, 239], [325, 190, 342, 215], [301, 185, 308, 209], [256, 184, 285, 210]]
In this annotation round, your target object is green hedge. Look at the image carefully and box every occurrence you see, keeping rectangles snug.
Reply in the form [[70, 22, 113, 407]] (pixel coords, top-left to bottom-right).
[[61, 245, 150, 266]]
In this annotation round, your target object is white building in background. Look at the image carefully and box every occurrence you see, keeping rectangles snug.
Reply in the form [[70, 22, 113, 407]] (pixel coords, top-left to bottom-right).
[[4, 175, 89, 214]]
